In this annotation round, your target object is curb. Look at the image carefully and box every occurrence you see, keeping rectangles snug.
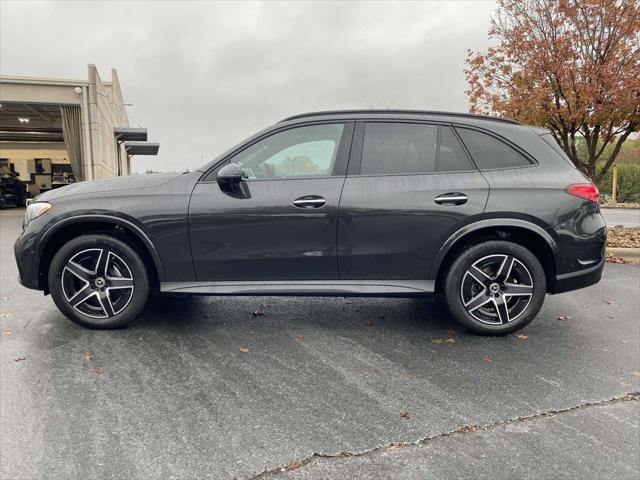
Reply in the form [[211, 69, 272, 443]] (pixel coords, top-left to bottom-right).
[[607, 247, 640, 259]]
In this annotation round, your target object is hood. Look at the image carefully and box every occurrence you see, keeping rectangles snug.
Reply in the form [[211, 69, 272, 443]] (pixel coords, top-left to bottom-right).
[[37, 172, 182, 202]]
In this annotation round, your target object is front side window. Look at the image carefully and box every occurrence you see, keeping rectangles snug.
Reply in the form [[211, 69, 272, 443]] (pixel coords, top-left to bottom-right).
[[456, 128, 532, 170], [228, 124, 344, 180]]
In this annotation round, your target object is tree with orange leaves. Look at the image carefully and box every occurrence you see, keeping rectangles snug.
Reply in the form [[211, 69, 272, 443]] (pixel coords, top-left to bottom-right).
[[465, 0, 639, 182]]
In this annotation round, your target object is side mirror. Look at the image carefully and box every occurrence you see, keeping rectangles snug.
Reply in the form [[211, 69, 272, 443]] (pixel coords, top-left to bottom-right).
[[217, 163, 244, 193]]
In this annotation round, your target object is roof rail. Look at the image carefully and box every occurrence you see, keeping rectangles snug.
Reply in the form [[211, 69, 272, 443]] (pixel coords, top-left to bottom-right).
[[279, 109, 519, 125]]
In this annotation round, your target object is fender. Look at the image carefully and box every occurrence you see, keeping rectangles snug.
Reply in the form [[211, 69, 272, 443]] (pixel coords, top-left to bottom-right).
[[429, 218, 559, 279], [38, 214, 166, 282]]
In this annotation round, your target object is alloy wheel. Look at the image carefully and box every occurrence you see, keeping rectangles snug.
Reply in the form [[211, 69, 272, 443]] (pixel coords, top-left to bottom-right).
[[460, 254, 534, 325], [61, 248, 134, 318]]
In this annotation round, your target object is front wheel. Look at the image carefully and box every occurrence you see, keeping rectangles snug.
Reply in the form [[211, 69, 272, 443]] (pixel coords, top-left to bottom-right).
[[48, 235, 150, 329], [444, 240, 546, 335]]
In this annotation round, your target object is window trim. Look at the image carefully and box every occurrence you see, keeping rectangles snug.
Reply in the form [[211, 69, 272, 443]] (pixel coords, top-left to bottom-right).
[[199, 121, 354, 183], [348, 120, 478, 178], [453, 124, 538, 172]]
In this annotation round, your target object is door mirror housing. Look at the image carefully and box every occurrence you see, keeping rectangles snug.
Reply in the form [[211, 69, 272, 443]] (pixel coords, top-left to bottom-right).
[[217, 163, 247, 194]]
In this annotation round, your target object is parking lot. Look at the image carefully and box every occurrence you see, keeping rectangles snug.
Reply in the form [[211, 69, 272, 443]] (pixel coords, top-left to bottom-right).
[[1, 206, 638, 479]]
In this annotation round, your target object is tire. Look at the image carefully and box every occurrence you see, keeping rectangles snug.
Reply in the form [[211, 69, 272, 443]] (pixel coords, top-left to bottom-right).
[[48, 234, 150, 329], [444, 240, 546, 335]]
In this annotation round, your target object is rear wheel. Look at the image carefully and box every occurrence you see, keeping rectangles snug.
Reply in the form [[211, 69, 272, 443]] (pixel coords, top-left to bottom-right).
[[48, 235, 149, 329], [444, 240, 546, 335]]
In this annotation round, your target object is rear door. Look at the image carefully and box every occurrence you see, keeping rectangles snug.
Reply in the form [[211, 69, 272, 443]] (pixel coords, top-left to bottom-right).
[[337, 121, 489, 279], [189, 122, 353, 281]]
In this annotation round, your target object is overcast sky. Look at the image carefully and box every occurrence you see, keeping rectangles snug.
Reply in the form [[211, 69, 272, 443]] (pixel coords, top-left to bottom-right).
[[0, 0, 497, 172]]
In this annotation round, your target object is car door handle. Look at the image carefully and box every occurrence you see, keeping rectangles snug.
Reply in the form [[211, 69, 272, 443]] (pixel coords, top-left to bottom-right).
[[434, 193, 468, 205], [293, 196, 326, 208]]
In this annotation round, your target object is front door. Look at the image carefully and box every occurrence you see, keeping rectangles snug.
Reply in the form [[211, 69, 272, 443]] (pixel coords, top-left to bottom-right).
[[189, 122, 353, 281], [338, 121, 490, 279]]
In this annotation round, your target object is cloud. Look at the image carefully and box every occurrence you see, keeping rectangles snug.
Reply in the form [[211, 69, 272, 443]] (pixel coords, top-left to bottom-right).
[[0, 0, 496, 172]]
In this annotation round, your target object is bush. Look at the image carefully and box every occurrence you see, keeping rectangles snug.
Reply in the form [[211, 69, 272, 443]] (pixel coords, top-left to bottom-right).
[[598, 163, 640, 203]]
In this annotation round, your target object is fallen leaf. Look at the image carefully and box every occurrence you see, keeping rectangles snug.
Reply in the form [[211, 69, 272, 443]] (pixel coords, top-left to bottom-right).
[[285, 461, 302, 471], [239, 346, 250, 353], [484, 355, 495, 364], [556, 315, 572, 321], [252, 309, 267, 317], [82, 353, 94, 361], [384, 444, 403, 452], [605, 298, 617, 305], [432, 338, 457, 345], [14, 357, 25, 362], [295, 335, 304, 341], [2, 330, 12, 336], [0, 313, 13, 319], [516, 334, 528, 339], [458, 425, 479, 433], [630, 371, 640, 377], [399, 411, 410, 418], [94, 367, 107, 375]]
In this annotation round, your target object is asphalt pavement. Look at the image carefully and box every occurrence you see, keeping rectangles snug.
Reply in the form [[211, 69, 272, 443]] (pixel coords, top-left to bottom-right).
[[1, 207, 639, 480], [602, 208, 640, 227]]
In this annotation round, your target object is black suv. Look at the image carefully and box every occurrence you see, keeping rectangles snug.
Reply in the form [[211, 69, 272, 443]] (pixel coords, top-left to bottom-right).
[[14, 110, 606, 334], [0, 172, 27, 208]]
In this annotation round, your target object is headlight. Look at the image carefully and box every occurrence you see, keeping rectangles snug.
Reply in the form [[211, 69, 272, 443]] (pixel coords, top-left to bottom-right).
[[23, 202, 52, 226]]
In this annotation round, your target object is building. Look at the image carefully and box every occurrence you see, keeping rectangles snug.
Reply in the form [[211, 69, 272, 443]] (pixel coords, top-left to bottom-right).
[[0, 64, 158, 197]]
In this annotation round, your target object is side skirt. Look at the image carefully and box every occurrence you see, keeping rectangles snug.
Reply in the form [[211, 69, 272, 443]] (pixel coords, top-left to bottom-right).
[[160, 280, 435, 297]]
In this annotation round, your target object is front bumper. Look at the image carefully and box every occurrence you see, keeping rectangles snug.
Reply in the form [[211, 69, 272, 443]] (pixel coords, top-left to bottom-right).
[[14, 229, 41, 290], [551, 256, 605, 294]]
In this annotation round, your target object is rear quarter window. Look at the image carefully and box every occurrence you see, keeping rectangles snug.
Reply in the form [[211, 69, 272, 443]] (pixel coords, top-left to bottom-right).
[[456, 127, 532, 170]]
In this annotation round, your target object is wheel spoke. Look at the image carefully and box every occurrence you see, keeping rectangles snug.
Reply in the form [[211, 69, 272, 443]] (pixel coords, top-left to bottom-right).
[[464, 291, 491, 312], [108, 277, 134, 288], [504, 283, 533, 296], [69, 285, 96, 308], [98, 290, 116, 317], [493, 296, 510, 324], [94, 249, 109, 276], [467, 265, 492, 287], [494, 255, 515, 283], [64, 261, 93, 282]]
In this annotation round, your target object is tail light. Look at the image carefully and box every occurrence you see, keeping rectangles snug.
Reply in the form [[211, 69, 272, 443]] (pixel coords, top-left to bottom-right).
[[566, 183, 599, 203]]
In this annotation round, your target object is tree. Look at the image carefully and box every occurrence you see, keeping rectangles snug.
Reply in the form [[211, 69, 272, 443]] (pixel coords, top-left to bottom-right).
[[465, 0, 640, 182]]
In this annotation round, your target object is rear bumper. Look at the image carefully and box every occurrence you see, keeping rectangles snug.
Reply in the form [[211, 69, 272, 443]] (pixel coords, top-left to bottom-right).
[[551, 257, 605, 294]]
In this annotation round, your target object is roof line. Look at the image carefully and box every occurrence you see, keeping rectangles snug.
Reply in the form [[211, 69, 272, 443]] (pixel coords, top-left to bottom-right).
[[279, 109, 519, 125]]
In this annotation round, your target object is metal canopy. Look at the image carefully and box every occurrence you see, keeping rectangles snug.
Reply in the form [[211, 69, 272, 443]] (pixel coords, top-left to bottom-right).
[[114, 127, 148, 142], [124, 141, 159, 156]]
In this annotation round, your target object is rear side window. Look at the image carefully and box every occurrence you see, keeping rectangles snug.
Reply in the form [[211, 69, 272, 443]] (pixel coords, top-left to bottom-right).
[[540, 133, 577, 168], [456, 128, 532, 170], [438, 126, 474, 172], [362, 123, 437, 175], [360, 123, 473, 175]]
